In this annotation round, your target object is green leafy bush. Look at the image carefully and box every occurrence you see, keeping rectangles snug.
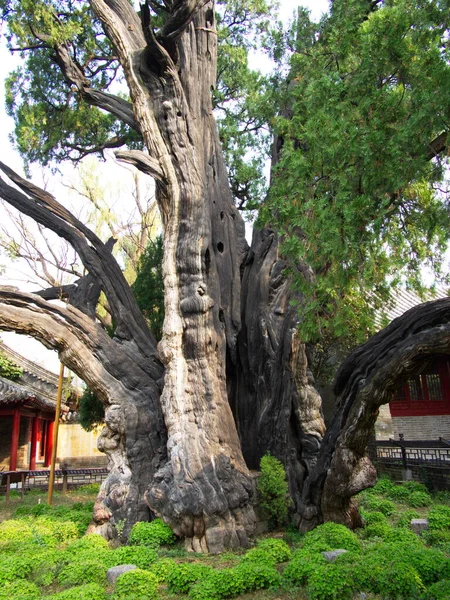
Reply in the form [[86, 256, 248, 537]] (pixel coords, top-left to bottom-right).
[[423, 579, 450, 600], [301, 522, 361, 552], [234, 560, 282, 592], [255, 537, 292, 562], [0, 555, 34, 584], [0, 580, 40, 599], [240, 547, 276, 566], [372, 476, 396, 494], [64, 533, 110, 554], [404, 547, 450, 586], [189, 569, 237, 600], [385, 485, 412, 502], [360, 510, 388, 525], [406, 491, 433, 508], [47, 582, 107, 599], [306, 564, 355, 600], [360, 522, 392, 541], [395, 509, 421, 528], [359, 495, 396, 516], [128, 518, 175, 548], [148, 558, 177, 583], [283, 550, 327, 586], [378, 560, 425, 599], [428, 505, 450, 530], [112, 546, 158, 569], [167, 563, 214, 594], [257, 453, 290, 527], [58, 560, 107, 587], [113, 568, 159, 600]]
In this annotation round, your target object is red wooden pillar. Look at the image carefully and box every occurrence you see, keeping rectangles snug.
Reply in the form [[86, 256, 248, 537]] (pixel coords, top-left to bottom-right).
[[44, 420, 54, 468], [29, 416, 39, 470], [9, 409, 20, 471]]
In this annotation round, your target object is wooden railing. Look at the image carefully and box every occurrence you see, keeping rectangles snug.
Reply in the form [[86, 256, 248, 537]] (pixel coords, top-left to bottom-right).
[[368, 438, 450, 470]]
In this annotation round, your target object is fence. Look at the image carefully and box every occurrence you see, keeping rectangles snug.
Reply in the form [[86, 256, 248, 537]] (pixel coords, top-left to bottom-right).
[[369, 438, 450, 489], [0, 467, 108, 501]]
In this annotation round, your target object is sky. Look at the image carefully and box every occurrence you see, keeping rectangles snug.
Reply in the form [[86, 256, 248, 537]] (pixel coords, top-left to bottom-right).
[[0, 0, 330, 372]]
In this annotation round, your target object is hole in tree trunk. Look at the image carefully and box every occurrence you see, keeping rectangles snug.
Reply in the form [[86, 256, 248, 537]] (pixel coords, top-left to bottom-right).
[[205, 248, 211, 275], [220, 211, 224, 220], [217, 242, 224, 253]]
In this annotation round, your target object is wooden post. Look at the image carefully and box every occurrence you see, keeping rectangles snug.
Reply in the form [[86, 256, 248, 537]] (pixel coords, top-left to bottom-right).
[[48, 363, 64, 506], [5, 474, 10, 505], [29, 416, 39, 470], [44, 420, 53, 467], [10, 409, 20, 471]]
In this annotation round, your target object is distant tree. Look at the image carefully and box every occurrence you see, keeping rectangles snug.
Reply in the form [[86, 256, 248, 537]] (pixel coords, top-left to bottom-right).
[[0, 351, 22, 381], [78, 386, 105, 432]]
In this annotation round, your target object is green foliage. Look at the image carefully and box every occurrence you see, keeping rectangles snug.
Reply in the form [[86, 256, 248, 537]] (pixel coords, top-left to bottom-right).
[[428, 505, 450, 530], [424, 580, 450, 600], [113, 568, 159, 600], [0, 351, 22, 380], [128, 518, 175, 548], [306, 564, 355, 600], [283, 549, 327, 586], [78, 386, 105, 432], [0, 516, 79, 548], [64, 533, 110, 554], [257, 453, 290, 527], [378, 560, 425, 599], [406, 491, 433, 508], [58, 559, 106, 588], [301, 522, 361, 553], [0, 554, 34, 585], [148, 558, 177, 583], [261, 0, 450, 345], [132, 236, 164, 341], [112, 546, 158, 570], [360, 510, 388, 525], [255, 537, 292, 562], [233, 560, 282, 591], [359, 495, 396, 516], [167, 563, 214, 594], [47, 582, 107, 600], [240, 547, 276, 566], [394, 509, 421, 528], [0, 580, 40, 599]]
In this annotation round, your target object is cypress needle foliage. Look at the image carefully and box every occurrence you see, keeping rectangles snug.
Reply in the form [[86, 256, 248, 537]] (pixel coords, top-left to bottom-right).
[[262, 0, 450, 346]]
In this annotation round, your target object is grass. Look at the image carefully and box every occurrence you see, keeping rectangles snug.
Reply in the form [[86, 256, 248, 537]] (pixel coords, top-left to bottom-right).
[[0, 478, 449, 599]]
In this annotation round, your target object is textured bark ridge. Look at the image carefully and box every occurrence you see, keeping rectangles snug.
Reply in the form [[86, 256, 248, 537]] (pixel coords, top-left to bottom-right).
[[0, 288, 166, 538], [233, 228, 325, 524], [298, 298, 450, 531]]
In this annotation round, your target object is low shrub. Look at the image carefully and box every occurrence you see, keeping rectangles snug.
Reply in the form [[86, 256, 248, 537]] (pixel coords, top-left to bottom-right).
[[47, 582, 107, 599], [306, 564, 355, 600], [58, 559, 107, 587], [0, 554, 34, 584], [0, 580, 41, 599], [360, 510, 388, 525], [301, 522, 361, 552], [128, 518, 175, 548], [64, 533, 110, 554], [404, 547, 450, 586], [255, 537, 292, 562], [240, 547, 276, 566], [234, 560, 282, 591], [385, 485, 411, 502], [359, 495, 396, 516], [406, 491, 433, 508], [395, 509, 421, 528], [112, 545, 158, 569], [372, 475, 396, 494], [167, 563, 214, 594], [257, 453, 290, 527], [189, 569, 236, 600], [359, 522, 392, 541], [378, 560, 425, 599], [428, 505, 450, 530], [148, 558, 177, 583], [113, 568, 159, 600], [423, 579, 450, 600], [283, 549, 327, 586]]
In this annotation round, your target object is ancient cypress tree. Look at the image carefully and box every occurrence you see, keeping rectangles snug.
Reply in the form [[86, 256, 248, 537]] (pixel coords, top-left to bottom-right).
[[0, 0, 449, 551]]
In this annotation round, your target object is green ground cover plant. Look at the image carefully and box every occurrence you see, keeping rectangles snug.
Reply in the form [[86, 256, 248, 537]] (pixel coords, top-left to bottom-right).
[[0, 476, 448, 599]]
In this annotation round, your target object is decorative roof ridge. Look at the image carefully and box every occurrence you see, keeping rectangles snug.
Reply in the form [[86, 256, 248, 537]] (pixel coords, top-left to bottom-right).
[[0, 340, 67, 386]]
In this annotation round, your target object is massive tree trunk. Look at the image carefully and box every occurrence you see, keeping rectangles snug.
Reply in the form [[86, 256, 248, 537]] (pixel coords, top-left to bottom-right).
[[1, 0, 449, 552]]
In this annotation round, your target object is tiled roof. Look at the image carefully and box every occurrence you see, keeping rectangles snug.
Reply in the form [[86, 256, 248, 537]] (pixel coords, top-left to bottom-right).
[[0, 376, 67, 412], [375, 285, 449, 330]]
